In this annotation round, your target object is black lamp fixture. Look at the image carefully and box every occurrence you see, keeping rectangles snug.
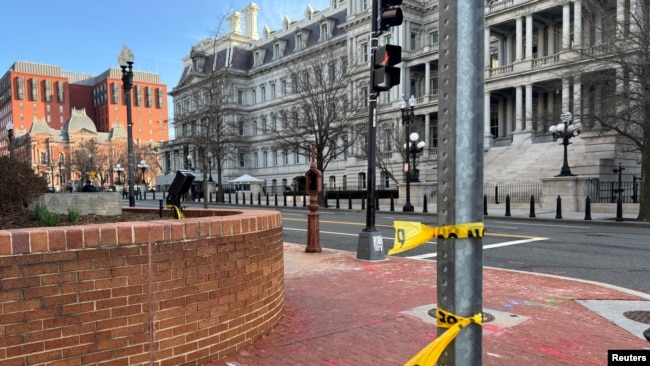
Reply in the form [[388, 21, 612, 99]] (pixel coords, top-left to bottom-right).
[[549, 112, 583, 177], [400, 95, 417, 212], [113, 163, 124, 186], [137, 159, 149, 187], [118, 45, 136, 207]]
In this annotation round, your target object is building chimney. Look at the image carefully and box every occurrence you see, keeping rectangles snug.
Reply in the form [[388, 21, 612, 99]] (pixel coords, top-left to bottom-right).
[[243, 3, 260, 40], [228, 11, 243, 35]]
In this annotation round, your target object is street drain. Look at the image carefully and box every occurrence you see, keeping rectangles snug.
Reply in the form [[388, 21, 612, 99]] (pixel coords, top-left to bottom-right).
[[427, 308, 495, 323], [623, 310, 650, 325]]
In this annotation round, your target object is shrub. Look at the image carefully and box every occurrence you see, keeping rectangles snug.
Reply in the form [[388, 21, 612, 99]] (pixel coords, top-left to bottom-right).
[[0, 156, 49, 213], [68, 208, 80, 223], [33, 203, 59, 227]]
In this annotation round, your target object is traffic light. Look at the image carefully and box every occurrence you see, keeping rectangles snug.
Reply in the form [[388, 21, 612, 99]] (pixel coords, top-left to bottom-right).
[[373, 44, 402, 92], [378, 0, 403, 31]]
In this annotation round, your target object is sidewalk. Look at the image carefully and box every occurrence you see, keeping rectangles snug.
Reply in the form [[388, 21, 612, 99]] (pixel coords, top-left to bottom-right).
[[205, 242, 650, 366]]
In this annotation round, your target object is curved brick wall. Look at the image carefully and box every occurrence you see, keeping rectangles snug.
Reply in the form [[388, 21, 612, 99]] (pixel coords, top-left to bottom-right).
[[0, 208, 284, 365]]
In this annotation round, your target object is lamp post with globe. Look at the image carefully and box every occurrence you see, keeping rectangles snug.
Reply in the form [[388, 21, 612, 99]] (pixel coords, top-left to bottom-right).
[[549, 112, 583, 177]]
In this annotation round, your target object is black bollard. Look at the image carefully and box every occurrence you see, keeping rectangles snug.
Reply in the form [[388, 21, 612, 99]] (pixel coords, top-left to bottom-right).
[[324, 193, 328, 208], [555, 195, 562, 219], [529, 195, 536, 218], [235, 191, 239, 204], [584, 195, 592, 220], [258, 192, 261, 205], [336, 190, 340, 209], [228, 191, 232, 204], [242, 192, 246, 205], [293, 191, 297, 207], [483, 194, 488, 216], [616, 196, 623, 222], [159, 199, 164, 218], [505, 195, 511, 216], [390, 192, 394, 212], [153, 191, 156, 200], [274, 193, 278, 206], [250, 192, 253, 205], [348, 193, 353, 210], [266, 193, 269, 206], [495, 185, 499, 204], [283, 193, 287, 207], [303, 194, 306, 207], [423, 194, 428, 213], [361, 192, 366, 210]]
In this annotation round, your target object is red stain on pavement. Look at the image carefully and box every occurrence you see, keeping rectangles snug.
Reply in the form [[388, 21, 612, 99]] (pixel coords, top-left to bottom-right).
[[538, 346, 575, 360]]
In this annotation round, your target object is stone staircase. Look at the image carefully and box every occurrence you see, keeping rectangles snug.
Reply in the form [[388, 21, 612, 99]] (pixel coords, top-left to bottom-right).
[[483, 137, 588, 183]]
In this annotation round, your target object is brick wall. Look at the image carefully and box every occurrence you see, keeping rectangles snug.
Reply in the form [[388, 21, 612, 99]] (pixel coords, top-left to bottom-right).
[[0, 208, 284, 365]]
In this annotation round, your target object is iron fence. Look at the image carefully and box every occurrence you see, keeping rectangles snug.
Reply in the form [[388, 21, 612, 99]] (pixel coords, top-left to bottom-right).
[[484, 181, 543, 204], [586, 180, 640, 203]]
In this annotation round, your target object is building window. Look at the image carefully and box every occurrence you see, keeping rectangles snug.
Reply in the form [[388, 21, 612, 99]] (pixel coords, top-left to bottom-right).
[[430, 123, 438, 148], [17, 77, 25, 100], [30, 78, 39, 101], [284, 149, 289, 165], [44, 80, 52, 102], [270, 82, 276, 99], [254, 152, 259, 167], [146, 86, 152, 107], [56, 81, 64, 102], [238, 120, 245, 135], [358, 172, 366, 190], [261, 86, 266, 102], [112, 82, 119, 104], [263, 151, 268, 167], [342, 175, 347, 190], [156, 88, 163, 108], [362, 43, 369, 63], [239, 151, 246, 168], [135, 85, 142, 106], [281, 80, 287, 96], [294, 148, 300, 164], [430, 31, 439, 45], [430, 77, 439, 94], [237, 89, 245, 105], [362, 0, 369, 10], [273, 150, 278, 166]]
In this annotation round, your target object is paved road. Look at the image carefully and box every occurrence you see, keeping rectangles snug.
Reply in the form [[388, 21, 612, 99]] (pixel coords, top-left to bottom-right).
[[130, 199, 650, 294]]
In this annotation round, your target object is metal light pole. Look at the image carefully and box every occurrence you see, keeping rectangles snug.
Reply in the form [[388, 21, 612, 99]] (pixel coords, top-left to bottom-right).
[[58, 160, 63, 191], [118, 45, 136, 207], [357, 0, 384, 261], [6, 121, 14, 158], [208, 152, 214, 182], [187, 153, 193, 171], [549, 112, 582, 177], [406, 132, 425, 182], [400, 95, 416, 212]]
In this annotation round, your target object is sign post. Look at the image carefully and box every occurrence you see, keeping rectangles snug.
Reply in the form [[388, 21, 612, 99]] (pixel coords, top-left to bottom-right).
[[436, 0, 485, 365]]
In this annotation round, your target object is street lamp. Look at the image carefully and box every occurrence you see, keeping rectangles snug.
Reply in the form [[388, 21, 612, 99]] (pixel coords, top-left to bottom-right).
[[187, 154, 193, 170], [137, 159, 149, 187], [118, 45, 136, 207], [207, 152, 214, 182], [6, 121, 14, 158], [113, 164, 124, 185], [58, 159, 63, 191], [549, 112, 583, 177], [400, 95, 417, 212]]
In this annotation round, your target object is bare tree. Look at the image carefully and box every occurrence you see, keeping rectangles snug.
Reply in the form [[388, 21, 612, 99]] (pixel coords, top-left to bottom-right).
[[577, 0, 650, 221], [265, 45, 363, 201]]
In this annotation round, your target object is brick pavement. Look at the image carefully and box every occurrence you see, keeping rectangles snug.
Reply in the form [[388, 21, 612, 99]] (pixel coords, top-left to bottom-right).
[[203, 243, 650, 366]]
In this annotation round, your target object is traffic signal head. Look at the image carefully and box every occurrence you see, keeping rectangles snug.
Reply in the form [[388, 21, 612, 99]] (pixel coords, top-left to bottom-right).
[[378, 0, 403, 31], [372, 44, 402, 92]]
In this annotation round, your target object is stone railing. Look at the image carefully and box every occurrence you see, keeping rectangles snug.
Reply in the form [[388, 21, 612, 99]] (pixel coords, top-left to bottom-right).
[[0, 208, 284, 365]]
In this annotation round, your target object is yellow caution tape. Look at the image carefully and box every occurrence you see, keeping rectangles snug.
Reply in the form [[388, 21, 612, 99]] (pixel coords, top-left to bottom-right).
[[389, 221, 484, 255], [405, 308, 483, 366], [166, 204, 185, 219]]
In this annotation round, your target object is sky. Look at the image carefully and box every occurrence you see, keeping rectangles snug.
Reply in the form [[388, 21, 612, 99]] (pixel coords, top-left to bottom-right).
[[2, 0, 330, 102]]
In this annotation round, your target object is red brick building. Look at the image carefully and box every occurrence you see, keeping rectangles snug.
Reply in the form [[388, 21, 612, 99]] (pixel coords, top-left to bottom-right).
[[0, 61, 168, 190]]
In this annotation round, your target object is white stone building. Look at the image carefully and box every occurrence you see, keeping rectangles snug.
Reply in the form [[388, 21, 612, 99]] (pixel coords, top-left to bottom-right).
[[157, 0, 642, 205]]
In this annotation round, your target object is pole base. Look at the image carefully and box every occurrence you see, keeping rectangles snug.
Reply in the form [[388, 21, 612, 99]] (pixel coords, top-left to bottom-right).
[[403, 203, 414, 212], [357, 230, 385, 261]]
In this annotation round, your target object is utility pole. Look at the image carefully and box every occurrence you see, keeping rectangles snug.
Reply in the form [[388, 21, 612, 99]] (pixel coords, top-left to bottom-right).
[[357, 0, 403, 260], [436, 0, 485, 365]]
